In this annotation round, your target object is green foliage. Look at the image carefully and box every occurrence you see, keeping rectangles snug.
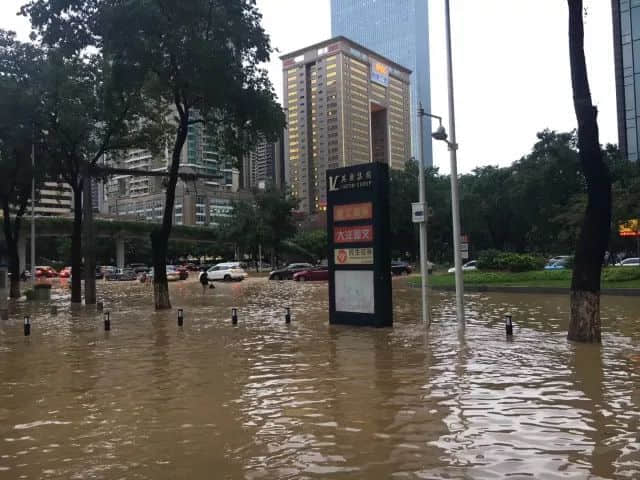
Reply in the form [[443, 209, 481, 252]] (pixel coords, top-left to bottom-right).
[[221, 188, 298, 260], [601, 266, 640, 282], [477, 250, 545, 272], [292, 230, 328, 261]]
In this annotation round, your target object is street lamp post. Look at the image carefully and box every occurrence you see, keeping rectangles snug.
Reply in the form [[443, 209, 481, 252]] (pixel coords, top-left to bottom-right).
[[444, 0, 464, 325], [416, 104, 430, 326], [30, 133, 35, 283]]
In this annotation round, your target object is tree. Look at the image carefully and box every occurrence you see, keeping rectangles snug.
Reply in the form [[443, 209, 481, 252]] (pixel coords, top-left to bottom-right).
[[566, 0, 612, 342], [36, 51, 151, 303], [292, 230, 327, 262], [0, 31, 46, 298], [95, 0, 285, 309]]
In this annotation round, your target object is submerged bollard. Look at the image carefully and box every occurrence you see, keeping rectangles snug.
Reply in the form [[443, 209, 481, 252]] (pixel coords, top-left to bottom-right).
[[505, 314, 513, 336], [232, 308, 238, 325], [97, 301, 104, 312], [177, 308, 184, 327], [285, 307, 291, 324], [51, 305, 58, 315], [24, 315, 31, 336], [104, 311, 111, 331]]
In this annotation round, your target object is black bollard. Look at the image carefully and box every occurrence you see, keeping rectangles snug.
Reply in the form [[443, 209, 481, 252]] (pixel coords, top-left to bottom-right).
[[505, 314, 513, 336], [104, 311, 111, 331], [97, 301, 104, 312], [285, 307, 291, 324], [177, 308, 184, 327], [51, 305, 58, 315], [24, 315, 31, 336], [232, 308, 238, 325]]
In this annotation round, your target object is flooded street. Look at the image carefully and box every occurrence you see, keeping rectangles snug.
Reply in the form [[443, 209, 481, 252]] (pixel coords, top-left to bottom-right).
[[0, 278, 639, 479]]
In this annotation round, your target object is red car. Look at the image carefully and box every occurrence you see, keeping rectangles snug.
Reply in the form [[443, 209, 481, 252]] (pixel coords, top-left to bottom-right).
[[293, 267, 329, 282], [35, 266, 58, 278], [59, 266, 72, 278]]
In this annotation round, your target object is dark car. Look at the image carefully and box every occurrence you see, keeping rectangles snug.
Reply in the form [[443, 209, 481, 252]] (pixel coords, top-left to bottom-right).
[[127, 263, 149, 274], [176, 265, 189, 280], [95, 267, 104, 279], [269, 263, 314, 280], [293, 267, 329, 282], [391, 261, 414, 276]]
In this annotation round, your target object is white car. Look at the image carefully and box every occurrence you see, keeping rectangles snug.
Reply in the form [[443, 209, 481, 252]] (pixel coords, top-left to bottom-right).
[[616, 257, 640, 267], [207, 262, 248, 282], [448, 260, 478, 273]]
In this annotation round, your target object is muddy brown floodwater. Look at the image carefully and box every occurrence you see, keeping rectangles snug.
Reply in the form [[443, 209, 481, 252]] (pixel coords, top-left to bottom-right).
[[0, 277, 639, 479]]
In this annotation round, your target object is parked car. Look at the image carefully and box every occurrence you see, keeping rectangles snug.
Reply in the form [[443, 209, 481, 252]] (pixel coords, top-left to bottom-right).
[[118, 268, 138, 281], [293, 267, 329, 282], [95, 267, 104, 279], [100, 266, 117, 278], [269, 263, 314, 280], [548, 255, 571, 264], [35, 266, 58, 278], [448, 260, 478, 273], [615, 257, 640, 267], [59, 266, 72, 278], [127, 263, 149, 274], [175, 265, 189, 280], [184, 263, 200, 271], [545, 259, 568, 270], [207, 263, 248, 282]]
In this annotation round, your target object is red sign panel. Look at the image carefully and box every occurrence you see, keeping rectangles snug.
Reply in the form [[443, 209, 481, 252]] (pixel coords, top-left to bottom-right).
[[334, 225, 374, 244], [334, 202, 372, 222]]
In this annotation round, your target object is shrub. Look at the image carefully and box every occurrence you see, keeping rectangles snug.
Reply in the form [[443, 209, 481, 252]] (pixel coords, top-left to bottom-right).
[[602, 267, 640, 282], [477, 250, 545, 272]]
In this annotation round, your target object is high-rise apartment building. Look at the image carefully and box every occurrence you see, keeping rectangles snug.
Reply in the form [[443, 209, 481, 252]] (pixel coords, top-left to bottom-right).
[[105, 119, 244, 227], [281, 36, 412, 214], [242, 137, 285, 190], [331, 0, 432, 167], [33, 181, 74, 216], [612, 0, 639, 161]]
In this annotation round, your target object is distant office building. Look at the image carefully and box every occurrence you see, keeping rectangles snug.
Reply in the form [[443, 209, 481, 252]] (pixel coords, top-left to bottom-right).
[[105, 117, 244, 227], [34, 181, 74, 216], [331, 0, 433, 167], [242, 136, 285, 190], [612, 0, 639, 161], [281, 36, 411, 214]]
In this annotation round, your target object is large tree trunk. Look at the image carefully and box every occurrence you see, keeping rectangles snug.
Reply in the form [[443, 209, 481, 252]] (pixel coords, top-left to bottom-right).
[[567, 0, 612, 342], [71, 183, 83, 303], [151, 107, 189, 310], [1, 201, 23, 299], [82, 167, 97, 304]]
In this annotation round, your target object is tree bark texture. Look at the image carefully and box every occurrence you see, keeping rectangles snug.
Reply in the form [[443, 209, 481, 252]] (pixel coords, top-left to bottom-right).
[[1, 201, 23, 299], [71, 184, 83, 303], [567, 0, 612, 343], [151, 106, 189, 310], [82, 167, 97, 304]]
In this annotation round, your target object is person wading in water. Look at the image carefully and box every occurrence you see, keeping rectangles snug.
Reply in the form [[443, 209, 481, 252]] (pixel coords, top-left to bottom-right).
[[199, 269, 214, 294]]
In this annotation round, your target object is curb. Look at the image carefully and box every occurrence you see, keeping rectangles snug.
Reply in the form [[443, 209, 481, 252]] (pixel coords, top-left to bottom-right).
[[410, 284, 640, 297]]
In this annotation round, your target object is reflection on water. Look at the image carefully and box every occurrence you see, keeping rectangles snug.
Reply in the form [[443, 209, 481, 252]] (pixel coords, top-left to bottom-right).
[[0, 278, 639, 479]]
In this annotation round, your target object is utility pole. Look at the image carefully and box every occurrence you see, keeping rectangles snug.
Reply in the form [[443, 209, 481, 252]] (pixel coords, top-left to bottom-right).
[[30, 134, 35, 281], [445, 0, 465, 324], [417, 104, 430, 326]]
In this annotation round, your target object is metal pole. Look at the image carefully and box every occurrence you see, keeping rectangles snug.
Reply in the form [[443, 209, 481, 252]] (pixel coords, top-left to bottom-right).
[[445, 0, 465, 324], [30, 135, 35, 283], [258, 243, 262, 273], [417, 104, 430, 326]]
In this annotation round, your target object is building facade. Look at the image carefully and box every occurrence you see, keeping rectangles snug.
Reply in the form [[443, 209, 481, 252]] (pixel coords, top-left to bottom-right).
[[105, 120, 244, 227], [34, 181, 74, 216], [281, 36, 412, 214], [242, 137, 285, 190], [612, 0, 640, 161], [331, 0, 432, 167]]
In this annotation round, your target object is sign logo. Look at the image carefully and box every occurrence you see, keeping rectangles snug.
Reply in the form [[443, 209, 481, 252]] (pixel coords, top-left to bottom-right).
[[334, 203, 373, 222], [619, 219, 640, 237], [328, 168, 373, 192], [334, 248, 374, 265], [334, 225, 373, 244], [371, 61, 389, 87]]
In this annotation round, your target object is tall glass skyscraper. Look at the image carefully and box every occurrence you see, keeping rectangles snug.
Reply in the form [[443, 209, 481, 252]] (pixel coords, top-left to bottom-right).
[[612, 0, 639, 161], [331, 0, 432, 166]]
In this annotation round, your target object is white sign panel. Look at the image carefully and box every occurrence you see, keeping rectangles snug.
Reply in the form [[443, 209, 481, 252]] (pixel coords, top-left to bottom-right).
[[412, 202, 426, 223], [334, 270, 374, 314]]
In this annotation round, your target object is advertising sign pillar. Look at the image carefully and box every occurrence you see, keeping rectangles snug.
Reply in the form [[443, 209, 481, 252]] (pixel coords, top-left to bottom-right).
[[327, 163, 392, 327]]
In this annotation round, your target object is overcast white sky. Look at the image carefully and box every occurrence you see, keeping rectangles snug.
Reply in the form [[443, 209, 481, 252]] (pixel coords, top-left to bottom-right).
[[1, 0, 617, 174]]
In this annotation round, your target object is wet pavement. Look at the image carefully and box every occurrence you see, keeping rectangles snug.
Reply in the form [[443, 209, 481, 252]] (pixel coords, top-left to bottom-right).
[[0, 277, 639, 479]]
